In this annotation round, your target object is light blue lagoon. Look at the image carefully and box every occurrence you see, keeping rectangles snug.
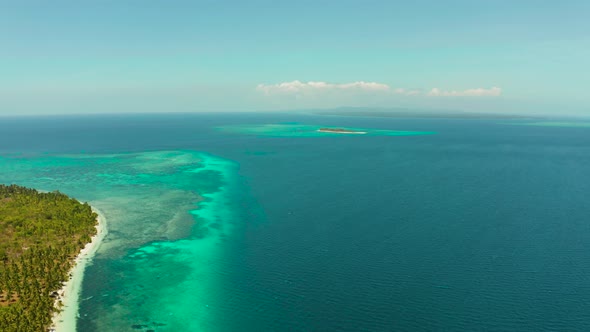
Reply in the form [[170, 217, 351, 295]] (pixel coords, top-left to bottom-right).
[[0, 150, 239, 331]]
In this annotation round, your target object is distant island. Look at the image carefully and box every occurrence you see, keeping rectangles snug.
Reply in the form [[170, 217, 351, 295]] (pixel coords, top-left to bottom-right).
[[217, 123, 435, 137], [317, 128, 368, 134], [0, 184, 101, 332], [309, 107, 539, 120]]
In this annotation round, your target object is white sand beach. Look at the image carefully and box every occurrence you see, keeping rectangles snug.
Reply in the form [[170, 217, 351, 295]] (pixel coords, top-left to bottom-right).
[[316, 129, 368, 134], [50, 206, 107, 332]]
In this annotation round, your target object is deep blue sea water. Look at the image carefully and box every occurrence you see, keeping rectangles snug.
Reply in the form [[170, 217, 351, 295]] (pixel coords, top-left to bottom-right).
[[1, 113, 590, 331]]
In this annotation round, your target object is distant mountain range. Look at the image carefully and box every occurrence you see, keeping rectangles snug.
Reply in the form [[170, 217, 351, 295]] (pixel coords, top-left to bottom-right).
[[305, 107, 541, 119]]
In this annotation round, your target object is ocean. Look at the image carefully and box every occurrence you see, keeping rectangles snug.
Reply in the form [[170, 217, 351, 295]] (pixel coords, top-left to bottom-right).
[[1, 112, 590, 331]]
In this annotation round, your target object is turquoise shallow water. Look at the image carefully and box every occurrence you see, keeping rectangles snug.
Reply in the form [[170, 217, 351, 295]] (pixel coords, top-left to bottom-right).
[[217, 123, 435, 137], [0, 150, 239, 331], [2, 113, 590, 331]]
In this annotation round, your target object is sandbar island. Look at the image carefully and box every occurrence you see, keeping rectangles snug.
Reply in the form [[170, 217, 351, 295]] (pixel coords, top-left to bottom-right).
[[317, 128, 368, 134]]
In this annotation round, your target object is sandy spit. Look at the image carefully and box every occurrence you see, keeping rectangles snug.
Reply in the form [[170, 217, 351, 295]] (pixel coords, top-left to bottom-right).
[[50, 206, 107, 332]]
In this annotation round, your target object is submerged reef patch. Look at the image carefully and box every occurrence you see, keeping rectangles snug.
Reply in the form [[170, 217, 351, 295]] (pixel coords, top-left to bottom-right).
[[217, 124, 435, 137]]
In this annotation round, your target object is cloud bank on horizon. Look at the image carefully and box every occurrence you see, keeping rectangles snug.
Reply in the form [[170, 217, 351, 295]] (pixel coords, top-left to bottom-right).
[[427, 87, 502, 97], [257, 81, 502, 98], [256, 81, 390, 95]]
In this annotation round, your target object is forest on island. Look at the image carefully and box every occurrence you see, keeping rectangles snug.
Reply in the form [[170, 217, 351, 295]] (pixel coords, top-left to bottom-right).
[[0, 184, 97, 332]]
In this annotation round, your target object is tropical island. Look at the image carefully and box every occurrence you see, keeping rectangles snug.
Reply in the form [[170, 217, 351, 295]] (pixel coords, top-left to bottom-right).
[[0, 184, 101, 332], [217, 123, 435, 137], [317, 127, 368, 134]]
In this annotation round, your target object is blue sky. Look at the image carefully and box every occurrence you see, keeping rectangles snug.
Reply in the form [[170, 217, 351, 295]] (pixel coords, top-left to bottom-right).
[[1, 1, 589, 115]]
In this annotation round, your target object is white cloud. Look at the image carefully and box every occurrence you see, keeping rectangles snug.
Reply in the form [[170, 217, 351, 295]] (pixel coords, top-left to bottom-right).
[[427, 87, 502, 97], [256, 80, 390, 95], [256, 81, 502, 98]]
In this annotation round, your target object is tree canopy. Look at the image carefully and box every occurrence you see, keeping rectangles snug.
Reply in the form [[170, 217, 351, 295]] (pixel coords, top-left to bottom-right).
[[0, 184, 97, 332]]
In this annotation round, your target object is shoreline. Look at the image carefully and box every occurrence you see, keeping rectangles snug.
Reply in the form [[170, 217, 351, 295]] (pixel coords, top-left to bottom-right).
[[50, 206, 107, 332], [316, 129, 368, 134]]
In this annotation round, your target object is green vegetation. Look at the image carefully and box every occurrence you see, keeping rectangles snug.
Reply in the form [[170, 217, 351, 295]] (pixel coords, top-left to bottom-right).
[[0, 184, 97, 332]]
